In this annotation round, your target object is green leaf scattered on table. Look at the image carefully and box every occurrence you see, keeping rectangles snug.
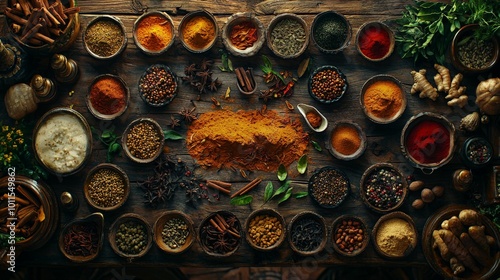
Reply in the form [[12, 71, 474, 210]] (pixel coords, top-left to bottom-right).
[[293, 191, 308, 199], [311, 140, 322, 152], [163, 130, 184, 140], [271, 180, 291, 200], [297, 57, 310, 78], [278, 187, 293, 204], [297, 155, 308, 174], [218, 49, 233, 72], [230, 195, 253, 206], [260, 55, 285, 83], [263, 181, 274, 203], [277, 164, 287, 181], [91, 126, 121, 163]]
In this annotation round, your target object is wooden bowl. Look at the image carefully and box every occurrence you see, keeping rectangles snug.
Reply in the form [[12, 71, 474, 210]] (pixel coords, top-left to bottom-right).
[[83, 15, 127, 60], [179, 10, 218, 53], [86, 74, 130, 120], [83, 163, 130, 211], [266, 13, 309, 59], [360, 74, 406, 124], [372, 211, 417, 259], [327, 121, 366, 160], [199, 211, 242, 257], [308, 166, 350, 209], [121, 118, 164, 164], [288, 211, 327, 256], [422, 205, 500, 279], [308, 65, 348, 104], [59, 212, 104, 263], [359, 163, 408, 214], [355, 21, 395, 61], [109, 213, 153, 260], [138, 64, 178, 107], [133, 11, 175, 56], [154, 210, 195, 255], [311, 10, 351, 54], [245, 208, 286, 251], [331, 215, 370, 257], [222, 12, 265, 57]]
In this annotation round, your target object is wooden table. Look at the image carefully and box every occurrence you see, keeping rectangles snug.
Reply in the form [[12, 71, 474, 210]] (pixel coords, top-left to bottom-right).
[[1, 0, 499, 270]]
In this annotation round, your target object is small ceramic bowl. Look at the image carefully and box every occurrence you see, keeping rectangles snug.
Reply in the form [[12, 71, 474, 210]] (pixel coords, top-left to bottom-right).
[[199, 211, 242, 257], [359, 163, 408, 214], [451, 24, 499, 74], [222, 12, 265, 57], [133, 11, 175, 55], [356, 21, 395, 61], [308, 166, 350, 208], [179, 10, 218, 53], [33, 107, 92, 176], [311, 10, 352, 54], [327, 121, 366, 160], [83, 163, 130, 211], [331, 215, 370, 257], [83, 15, 127, 60], [154, 210, 195, 255], [266, 13, 309, 59], [288, 211, 327, 256], [360, 74, 406, 124], [460, 137, 493, 169], [86, 74, 130, 120], [308, 65, 348, 104], [372, 211, 417, 259], [59, 213, 104, 263], [245, 208, 286, 251], [109, 213, 153, 260], [297, 103, 328, 133], [121, 118, 164, 164], [138, 64, 178, 107]]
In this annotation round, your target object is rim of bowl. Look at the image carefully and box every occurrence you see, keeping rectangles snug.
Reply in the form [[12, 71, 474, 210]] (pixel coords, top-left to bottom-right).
[[308, 65, 348, 104], [83, 163, 130, 211], [222, 12, 265, 57], [327, 121, 366, 160], [288, 211, 327, 256], [154, 210, 195, 254], [32, 107, 92, 176], [121, 118, 164, 164], [311, 10, 352, 54], [198, 210, 242, 257], [245, 208, 286, 251], [108, 213, 153, 259], [451, 24, 499, 73], [331, 215, 370, 257], [138, 64, 178, 107], [372, 211, 418, 259], [308, 166, 350, 208], [355, 21, 395, 61], [360, 74, 406, 124], [133, 11, 176, 55], [359, 163, 408, 213], [86, 74, 130, 120], [83, 15, 128, 60], [266, 13, 309, 59], [178, 10, 219, 53]]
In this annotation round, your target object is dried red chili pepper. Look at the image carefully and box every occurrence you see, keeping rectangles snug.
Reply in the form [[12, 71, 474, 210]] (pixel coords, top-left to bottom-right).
[[230, 22, 258, 50]]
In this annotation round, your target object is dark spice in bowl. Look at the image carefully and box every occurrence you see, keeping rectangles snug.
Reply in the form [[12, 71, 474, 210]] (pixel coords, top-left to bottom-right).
[[309, 66, 348, 103], [457, 36, 495, 70], [332, 216, 369, 256], [139, 65, 177, 106], [461, 137, 493, 168], [312, 11, 350, 53], [361, 164, 406, 212], [309, 167, 350, 208], [62, 222, 99, 257], [199, 211, 242, 256], [289, 212, 326, 254]]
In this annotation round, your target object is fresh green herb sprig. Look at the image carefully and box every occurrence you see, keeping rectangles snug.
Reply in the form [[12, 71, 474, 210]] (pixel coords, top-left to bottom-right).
[[218, 49, 234, 72], [91, 126, 121, 162], [0, 233, 24, 248], [260, 55, 284, 83], [263, 180, 308, 205]]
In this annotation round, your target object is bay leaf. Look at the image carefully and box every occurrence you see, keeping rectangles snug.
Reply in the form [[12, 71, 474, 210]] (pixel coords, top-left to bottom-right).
[[230, 195, 253, 206], [263, 181, 274, 203], [278, 187, 293, 204], [277, 164, 287, 181], [297, 57, 310, 78], [297, 155, 307, 174]]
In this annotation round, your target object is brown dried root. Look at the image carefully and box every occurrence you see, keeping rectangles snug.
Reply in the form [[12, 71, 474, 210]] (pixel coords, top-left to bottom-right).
[[434, 64, 451, 93], [446, 73, 467, 99], [459, 112, 480, 132], [469, 225, 490, 255], [435, 229, 479, 272], [411, 69, 438, 101], [460, 232, 491, 265], [447, 95, 468, 107], [450, 257, 465, 276]]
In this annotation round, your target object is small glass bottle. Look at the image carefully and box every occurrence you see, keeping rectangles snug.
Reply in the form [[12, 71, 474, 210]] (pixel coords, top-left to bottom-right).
[[60, 191, 79, 212], [0, 38, 29, 88]]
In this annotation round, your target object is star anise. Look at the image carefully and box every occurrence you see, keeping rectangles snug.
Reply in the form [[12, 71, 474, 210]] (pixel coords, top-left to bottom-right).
[[209, 78, 222, 92], [199, 58, 213, 71], [259, 89, 273, 103], [184, 63, 197, 75], [179, 107, 198, 123], [196, 70, 212, 88], [168, 115, 180, 129], [213, 235, 232, 253]]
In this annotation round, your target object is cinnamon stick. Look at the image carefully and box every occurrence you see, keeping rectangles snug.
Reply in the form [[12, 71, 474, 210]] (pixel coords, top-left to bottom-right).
[[18, 0, 32, 16], [42, 7, 60, 26], [208, 180, 232, 189], [215, 214, 230, 228], [214, 216, 227, 231], [230, 178, 262, 198], [241, 69, 253, 91], [235, 67, 246, 91], [21, 23, 42, 42], [206, 181, 231, 195], [209, 218, 223, 233], [33, 32, 54, 44], [226, 228, 241, 238], [63, 7, 81, 14], [5, 8, 29, 25], [246, 69, 255, 89], [17, 186, 40, 207], [48, 6, 65, 25]]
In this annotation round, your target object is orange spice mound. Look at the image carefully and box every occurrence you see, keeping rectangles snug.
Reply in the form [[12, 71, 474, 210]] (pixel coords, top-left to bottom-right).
[[186, 110, 309, 171]]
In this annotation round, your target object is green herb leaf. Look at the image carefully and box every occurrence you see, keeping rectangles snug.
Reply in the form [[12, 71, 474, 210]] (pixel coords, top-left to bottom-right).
[[297, 155, 307, 174], [278, 187, 293, 204], [311, 141, 322, 152], [109, 142, 121, 153], [228, 58, 234, 72], [264, 181, 274, 203], [101, 130, 112, 139], [230, 195, 253, 206], [293, 191, 308, 199], [277, 164, 287, 181], [163, 130, 184, 140], [272, 180, 291, 199], [261, 55, 273, 73]]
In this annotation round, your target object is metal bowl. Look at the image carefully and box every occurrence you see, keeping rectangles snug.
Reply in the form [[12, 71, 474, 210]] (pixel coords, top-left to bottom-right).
[[83, 163, 130, 211], [83, 15, 127, 60], [133, 11, 175, 56], [266, 13, 309, 59], [311, 10, 351, 54], [327, 121, 366, 160], [222, 12, 265, 57], [86, 74, 129, 120], [308, 65, 348, 104], [179, 10, 218, 53], [360, 74, 406, 124]]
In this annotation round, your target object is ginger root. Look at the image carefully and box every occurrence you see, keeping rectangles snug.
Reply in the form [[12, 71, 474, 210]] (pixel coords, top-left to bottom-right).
[[411, 69, 438, 101], [460, 232, 492, 265], [476, 77, 500, 115], [446, 73, 466, 99], [447, 95, 468, 108], [469, 225, 490, 255], [459, 209, 481, 227], [434, 64, 451, 93], [447, 216, 464, 237], [435, 229, 479, 272], [450, 257, 465, 276], [432, 229, 451, 261]]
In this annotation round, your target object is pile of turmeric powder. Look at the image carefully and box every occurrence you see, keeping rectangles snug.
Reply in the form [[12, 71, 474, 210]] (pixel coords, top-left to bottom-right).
[[186, 110, 309, 171]]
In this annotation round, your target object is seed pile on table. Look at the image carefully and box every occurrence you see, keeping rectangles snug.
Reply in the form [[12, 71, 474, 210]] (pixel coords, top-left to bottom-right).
[[125, 121, 161, 160], [364, 167, 404, 210], [310, 168, 349, 207], [248, 214, 283, 248], [334, 218, 365, 254], [311, 68, 346, 101], [161, 218, 190, 249], [115, 221, 148, 255], [139, 65, 177, 105], [85, 19, 124, 57], [87, 168, 126, 208], [200, 213, 241, 255], [290, 217, 324, 252], [63, 222, 99, 257]]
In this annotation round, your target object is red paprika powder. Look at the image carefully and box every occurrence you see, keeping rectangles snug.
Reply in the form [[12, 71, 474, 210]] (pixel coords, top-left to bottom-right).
[[405, 120, 450, 164], [89, 77, 126, 115], [358, 24, 391, 60]]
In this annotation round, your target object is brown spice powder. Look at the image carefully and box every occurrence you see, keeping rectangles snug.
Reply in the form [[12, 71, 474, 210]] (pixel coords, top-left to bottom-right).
[[375, 218, 415, 257], [186, 110, 309, 171]]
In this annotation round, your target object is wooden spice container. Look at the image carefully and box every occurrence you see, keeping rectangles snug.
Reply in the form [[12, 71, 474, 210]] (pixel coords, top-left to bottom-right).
[[308, 166, 350, 209], [83, 15, 127, 60], [288, 211, 327, 256], [311, 10, 351, 54], [154, 210, 195, 255], [360, 74, 406, 124], [372, 211, 417, 259], [198, 211, 242, 257], [331, 215, 370, 257], [133, 11, 175, 56], [86, 74, 129, 120], [222, 12, 265, 57], [108, 213, 153, 260], [245, 208, 286, 252], [356, 21, 395, 61], [121, 118, 164, 164], [83, 163, 130, 211], [266, 13, 309, 59]]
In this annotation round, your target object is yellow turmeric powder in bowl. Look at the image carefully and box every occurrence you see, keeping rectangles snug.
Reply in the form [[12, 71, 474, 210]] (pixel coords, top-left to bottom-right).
[[361, 75, 406, 124], [328, 121, 366, 161], [133, 11, 175, 55], [179, 11, 218, 53]]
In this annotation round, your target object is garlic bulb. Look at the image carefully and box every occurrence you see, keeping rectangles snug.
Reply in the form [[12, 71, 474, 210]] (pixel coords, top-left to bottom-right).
[[4, 83, 38, 120], [459, 112, 479, 132]]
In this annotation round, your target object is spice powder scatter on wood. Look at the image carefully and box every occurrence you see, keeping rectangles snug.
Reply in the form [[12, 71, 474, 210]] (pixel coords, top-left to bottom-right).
[[186, 110, 309, 171]]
